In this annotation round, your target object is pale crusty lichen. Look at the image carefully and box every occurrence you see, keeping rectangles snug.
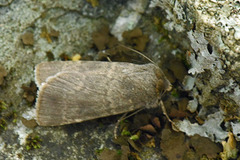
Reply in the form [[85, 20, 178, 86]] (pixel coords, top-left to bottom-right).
[[150, 0, 240, 142], [175, 111, 228, 142]]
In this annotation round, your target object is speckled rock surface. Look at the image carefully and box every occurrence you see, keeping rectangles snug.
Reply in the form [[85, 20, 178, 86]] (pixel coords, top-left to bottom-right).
[[0, 0, 166, 159], [1, 0, 240, 159], [150, 0, 240, 142]]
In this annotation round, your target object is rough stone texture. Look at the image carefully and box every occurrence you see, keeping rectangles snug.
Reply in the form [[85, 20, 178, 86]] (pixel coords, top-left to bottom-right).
[[1, 0, 240, 159], [150, 0, 240, 142], [0, 0, 165, 159]]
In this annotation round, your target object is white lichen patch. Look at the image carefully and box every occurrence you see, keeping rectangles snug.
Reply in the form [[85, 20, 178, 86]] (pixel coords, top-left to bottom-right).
[[219, 78, 240, 106], [22, 108, 36, 120], [187, 30, 223, 75], [231, 122, 240, 141], [188, 0, 240, 57], [111, 0, 148, 40], [151, 0, 240, 143], [175, 111, 228, 142], [149, 0, 187, 32], [111, 10, 142, 41], [182, 75, 195, 91], [187, 98, 198, 113], [13, 121, 32, 145]]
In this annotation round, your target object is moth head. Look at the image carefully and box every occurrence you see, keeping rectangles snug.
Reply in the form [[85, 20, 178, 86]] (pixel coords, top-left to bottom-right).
[[154, 67, 172, 96]]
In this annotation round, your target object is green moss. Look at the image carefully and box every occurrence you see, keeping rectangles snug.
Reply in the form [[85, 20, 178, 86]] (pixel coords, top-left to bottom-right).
[[0, 101, 7, 112], [26, 134, 42, 151], [129, 135, 139, 141], [0, 118, 7, 130], [171, 88, 180, 98], [0, 101, 10, 133], [95, 148, 104, 154], [116, 149, 122, 155], [121, 130, 131, 136]]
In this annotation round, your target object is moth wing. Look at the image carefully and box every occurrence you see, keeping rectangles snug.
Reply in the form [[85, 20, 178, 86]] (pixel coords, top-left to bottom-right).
[[36, 67, 159, 126], [35, 61, 112, 87]]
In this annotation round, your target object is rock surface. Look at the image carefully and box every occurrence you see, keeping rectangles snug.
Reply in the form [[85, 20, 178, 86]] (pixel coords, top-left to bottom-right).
[[0, 0, 239, 159]]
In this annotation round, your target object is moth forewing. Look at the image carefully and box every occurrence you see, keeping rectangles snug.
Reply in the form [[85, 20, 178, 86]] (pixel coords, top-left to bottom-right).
[[35, 61, 171, 126]]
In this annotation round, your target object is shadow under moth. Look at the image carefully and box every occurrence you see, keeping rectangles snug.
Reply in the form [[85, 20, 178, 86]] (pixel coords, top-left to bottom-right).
[[35, 61, 172, 126]]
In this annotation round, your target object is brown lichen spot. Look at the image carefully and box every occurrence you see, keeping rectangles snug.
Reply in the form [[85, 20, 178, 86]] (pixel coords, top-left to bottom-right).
[[21, 117, 37, 128], [22, 81, 37, 104], [46, 51, 54, 61], [21, 32, 34, 45], [133, 113, 152, 129], [49, 28, 59, 38], [169, 98, 189, 119], [177, 98, 189, 111], [139, 124, 157, 134], [182, 149, 199, 160], [87, 0, 99, 7], [169, 108, 188, 119], [168, 59, 188, 82], [0, 65, 7, 85], [190, 134, 221, 159], [121, 145, 131, 160], [92, 25, 118, 51], [151, 117, 161, 129], [93, 26, 150, 63], [40, 26, 59, 43], [160, 129, 188, 160], [59, 53, 70, 61], [122, 28, 149, 52], [97, 147, 129, 160]]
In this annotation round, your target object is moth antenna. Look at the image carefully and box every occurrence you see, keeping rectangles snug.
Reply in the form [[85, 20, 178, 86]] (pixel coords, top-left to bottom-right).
[[118, 43, 157, 66], [114, 107, 145, 139]]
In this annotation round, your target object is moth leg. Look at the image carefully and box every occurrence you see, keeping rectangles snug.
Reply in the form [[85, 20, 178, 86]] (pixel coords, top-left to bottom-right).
[[106, 56, 112, 62], [159, 100, 180, 132], [114, 112, 127, 139], [114, 107, 145, 139]]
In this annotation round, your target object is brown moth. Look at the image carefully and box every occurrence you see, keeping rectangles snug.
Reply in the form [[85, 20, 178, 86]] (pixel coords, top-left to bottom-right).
[[35, 61, 171, 126]]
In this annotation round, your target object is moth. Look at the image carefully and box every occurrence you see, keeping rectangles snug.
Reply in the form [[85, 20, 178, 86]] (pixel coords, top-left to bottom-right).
[[35, 61, 172, 126]]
